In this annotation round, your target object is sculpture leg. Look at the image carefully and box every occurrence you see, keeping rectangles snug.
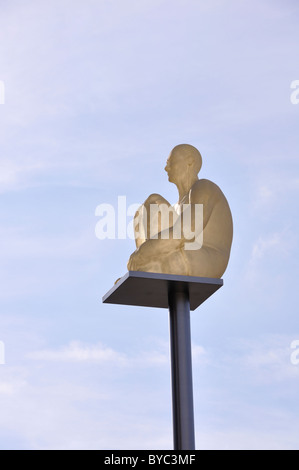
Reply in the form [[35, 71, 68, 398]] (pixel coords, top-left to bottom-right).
[[133, 197, 174, 249]]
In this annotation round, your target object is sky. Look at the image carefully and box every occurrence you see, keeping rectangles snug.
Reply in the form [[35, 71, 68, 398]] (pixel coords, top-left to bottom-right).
[[0, 0, 299, 450]]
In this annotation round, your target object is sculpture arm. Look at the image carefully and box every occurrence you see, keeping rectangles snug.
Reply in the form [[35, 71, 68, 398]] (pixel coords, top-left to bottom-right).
[[149, 179, 218, 247], [188, 179, 219, 231]]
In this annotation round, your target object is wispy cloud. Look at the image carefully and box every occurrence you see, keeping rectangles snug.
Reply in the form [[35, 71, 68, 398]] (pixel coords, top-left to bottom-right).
[[0, 334, 298, 449], [0, 0, 299, 451], [233, 335, 299, 383], [244, 227, 297, 287], [27, 341, 127, 365], [0, 159, 48, 193], [27, 340, 208, 369], [251, 231, 290, 261], [0, 228, 97, 260], [0, 381, 26, 395], [253, 174, 299, 210]]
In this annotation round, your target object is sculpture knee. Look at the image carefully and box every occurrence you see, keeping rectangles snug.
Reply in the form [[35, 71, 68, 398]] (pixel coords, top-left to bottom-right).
[[144, 193, 164, 205]]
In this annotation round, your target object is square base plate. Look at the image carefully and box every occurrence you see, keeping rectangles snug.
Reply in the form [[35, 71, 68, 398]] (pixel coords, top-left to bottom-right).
[[102, 271, 223, 311]]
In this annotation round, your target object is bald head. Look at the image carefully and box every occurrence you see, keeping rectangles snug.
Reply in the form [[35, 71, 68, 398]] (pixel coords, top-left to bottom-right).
[[165, 144, 202, 185], [171, 144, 202, 174]]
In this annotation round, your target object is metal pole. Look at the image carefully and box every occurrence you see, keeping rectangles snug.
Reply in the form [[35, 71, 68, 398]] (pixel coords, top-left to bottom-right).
[[168, 287, 195, 450]]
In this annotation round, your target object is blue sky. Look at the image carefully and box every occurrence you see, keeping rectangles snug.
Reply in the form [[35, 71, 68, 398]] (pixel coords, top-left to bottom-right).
[[0, 0, 299, 449]]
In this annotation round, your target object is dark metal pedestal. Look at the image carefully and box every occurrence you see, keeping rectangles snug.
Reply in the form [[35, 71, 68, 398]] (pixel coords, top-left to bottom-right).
[[103, 271, 223, 450], [169, 288, 195, 450]]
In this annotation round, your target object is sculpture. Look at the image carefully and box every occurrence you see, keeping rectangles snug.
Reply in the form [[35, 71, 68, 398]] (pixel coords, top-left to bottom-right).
[[127, 144, 233, 278]]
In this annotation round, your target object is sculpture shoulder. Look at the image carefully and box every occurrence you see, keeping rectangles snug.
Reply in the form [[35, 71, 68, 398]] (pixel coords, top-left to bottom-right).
[[190, 179, 224, 203]]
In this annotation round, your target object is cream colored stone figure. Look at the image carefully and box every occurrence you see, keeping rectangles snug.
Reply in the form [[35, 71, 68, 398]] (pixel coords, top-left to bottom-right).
[[127, 144, 233, 278]]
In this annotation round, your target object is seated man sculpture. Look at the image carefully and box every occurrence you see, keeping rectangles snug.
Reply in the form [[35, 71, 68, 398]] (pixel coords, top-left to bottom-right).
[[127, 144, 233, 278]]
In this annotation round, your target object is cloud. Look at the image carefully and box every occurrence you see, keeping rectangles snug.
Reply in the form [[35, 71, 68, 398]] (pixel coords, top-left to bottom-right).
[[244, 226, 297, 287], [27, 340, 208, 369], [251, 232, 288, 261], [1, 0, 297, 194], [0, 228, 97, 260], [192, 344, 209, 364], [0, 338, 175, 449], [0, 158, 48, 193], [253, 174, 299, 210], [0, 382, 19, 395], [197, 424, 299, 450], [27, 341, 127, 365], [235, 335, 299, 383], [0, 0, 299, 451], [0, 334, 298, 449]]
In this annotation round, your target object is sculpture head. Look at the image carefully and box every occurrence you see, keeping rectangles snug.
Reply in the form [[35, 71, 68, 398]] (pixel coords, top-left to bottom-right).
[[164, 144, 202, 186]]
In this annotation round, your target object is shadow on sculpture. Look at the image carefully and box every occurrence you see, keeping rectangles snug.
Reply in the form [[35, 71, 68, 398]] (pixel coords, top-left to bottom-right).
[[127, 144, 233, 278]]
